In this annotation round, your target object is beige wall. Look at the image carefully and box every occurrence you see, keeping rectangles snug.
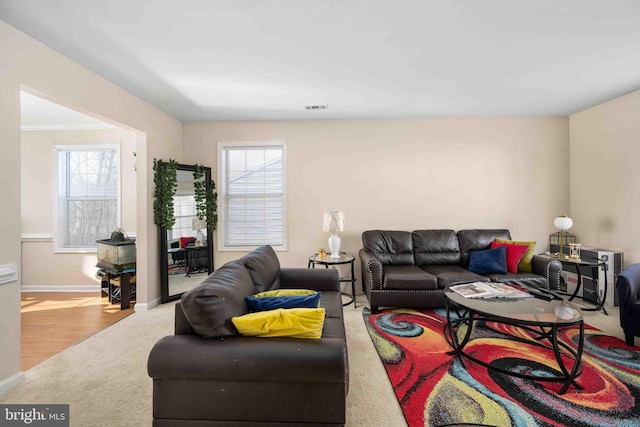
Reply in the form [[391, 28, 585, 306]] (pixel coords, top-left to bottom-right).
[[184, 117, 570, 278], [21, 128, 137, 289], [0, 21, 182, 392], [569, 89, 640, 264]]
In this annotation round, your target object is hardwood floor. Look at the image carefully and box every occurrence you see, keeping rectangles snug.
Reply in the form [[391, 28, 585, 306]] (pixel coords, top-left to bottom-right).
[[20, 292, 134, 371]]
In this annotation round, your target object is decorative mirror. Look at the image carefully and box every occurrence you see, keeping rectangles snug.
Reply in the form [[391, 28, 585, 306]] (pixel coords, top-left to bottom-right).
[[157, 162, 215, 303]]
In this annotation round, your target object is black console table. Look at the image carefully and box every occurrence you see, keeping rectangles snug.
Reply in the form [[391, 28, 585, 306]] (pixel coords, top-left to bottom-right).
[[168, 245, 208, 277]]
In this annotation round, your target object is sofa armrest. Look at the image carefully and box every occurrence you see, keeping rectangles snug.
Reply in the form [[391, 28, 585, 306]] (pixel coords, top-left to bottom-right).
[[531, 255, 563, 290], [148, 334, 346, 384], [279, 268, 340, 292], [174, 303, 195, 335], [359, 249, 383, 291]]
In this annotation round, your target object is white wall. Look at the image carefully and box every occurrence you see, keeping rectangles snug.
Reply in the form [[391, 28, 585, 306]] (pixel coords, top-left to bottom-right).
[[570, 89, 640, 264], [21, 128, 137, 289], [184, 117, 570, 279], [0, 21, 182, 394]]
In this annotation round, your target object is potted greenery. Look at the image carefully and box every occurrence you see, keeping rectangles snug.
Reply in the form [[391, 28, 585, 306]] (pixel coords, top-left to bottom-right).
[[153, 159, 178, 229], [193, 164, 218, 232], [153, 159, 218, 232]]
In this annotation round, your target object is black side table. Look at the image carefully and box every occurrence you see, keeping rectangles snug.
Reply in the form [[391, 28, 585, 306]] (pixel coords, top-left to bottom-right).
[[555, 256, 609, 315], [97, 265, 136, 310], [308, 253, 356, 308]]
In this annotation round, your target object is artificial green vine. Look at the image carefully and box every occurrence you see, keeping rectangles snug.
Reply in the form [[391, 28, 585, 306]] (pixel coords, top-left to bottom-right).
[[193, 164, 218, 232], [153, 158, 178, 229]]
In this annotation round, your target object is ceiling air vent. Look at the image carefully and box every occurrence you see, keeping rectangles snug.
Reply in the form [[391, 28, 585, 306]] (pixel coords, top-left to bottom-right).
[[305, 105, 329, 110]]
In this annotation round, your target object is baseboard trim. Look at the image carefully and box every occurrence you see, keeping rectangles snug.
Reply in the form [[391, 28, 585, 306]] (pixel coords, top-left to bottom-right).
[[21, 285, 101, 293], [0, 371, 25, 396], [21, 285, 161, 309], [135, 297, 160, 311]]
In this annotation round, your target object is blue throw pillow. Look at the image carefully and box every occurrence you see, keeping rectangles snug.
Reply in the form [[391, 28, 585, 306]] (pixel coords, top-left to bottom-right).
[[468, 246, 507, 275], [246, 292, 322, 312]]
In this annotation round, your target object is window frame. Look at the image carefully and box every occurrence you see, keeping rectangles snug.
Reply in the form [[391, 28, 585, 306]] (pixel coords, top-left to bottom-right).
[[53, 144, 121, 253], [217, 140, 288, 252], [169, 193, 198, 241]]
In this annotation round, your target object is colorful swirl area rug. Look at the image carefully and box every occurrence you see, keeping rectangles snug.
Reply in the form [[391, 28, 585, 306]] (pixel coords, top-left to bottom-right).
[[363, 307, 640, 427]]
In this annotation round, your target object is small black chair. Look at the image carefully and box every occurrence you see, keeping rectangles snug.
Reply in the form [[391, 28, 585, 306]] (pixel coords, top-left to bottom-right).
[[170, 241, 186, 267], [615, 263, 640, 346]]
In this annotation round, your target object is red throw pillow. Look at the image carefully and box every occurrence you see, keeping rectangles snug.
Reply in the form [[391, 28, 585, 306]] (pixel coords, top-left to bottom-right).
[[490, 241, 529, 273]]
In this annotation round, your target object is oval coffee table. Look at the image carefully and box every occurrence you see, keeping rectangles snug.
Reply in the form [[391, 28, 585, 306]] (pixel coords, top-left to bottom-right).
[[444, 285, 585, 395]]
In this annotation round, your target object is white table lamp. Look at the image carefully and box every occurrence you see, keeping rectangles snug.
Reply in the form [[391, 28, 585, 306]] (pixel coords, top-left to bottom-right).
[[323, 211, 345, 258], [553, 215, 573, 259], [192, 218, 207, 245]]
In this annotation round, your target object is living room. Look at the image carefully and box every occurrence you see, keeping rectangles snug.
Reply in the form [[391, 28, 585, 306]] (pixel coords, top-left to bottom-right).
[[1, 1, 640, 425]]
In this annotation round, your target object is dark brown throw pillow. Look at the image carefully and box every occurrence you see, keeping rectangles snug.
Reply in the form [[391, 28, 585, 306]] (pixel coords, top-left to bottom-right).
[[180, 260, 254, 338], [241, 245, 281, 292]]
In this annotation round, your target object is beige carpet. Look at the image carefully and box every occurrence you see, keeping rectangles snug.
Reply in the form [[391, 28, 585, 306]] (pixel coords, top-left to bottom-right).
[[0, 294, 623, 427]]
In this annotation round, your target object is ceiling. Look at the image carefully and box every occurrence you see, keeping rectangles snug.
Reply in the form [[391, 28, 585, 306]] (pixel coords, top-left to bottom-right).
[[3, 0, 640, 122]]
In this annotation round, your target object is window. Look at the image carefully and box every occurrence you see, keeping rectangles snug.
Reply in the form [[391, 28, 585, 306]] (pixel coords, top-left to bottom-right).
[[54, 145, 120, 251], [169, 194, 197, 240], [218, 141, 287, 250]]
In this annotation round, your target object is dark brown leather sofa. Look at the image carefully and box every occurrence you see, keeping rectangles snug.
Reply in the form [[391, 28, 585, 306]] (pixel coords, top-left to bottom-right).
[[147, 245, 348, 426], [359, 229, 562, 312]]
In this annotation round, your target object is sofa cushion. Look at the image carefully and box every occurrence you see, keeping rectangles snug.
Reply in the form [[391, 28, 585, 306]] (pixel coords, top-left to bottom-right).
[[490, 241, 529, 273], [246, 290, 321, 312], [420, 264, 489, 288], [412, 229, 462, 266], [468, 246, 507, 275], [322, 317, 347, 341], [457, 229, 511, 266], [319, 291, 344, 319], [494, 238, 537, 273], [231, 307, 326, 339], [362, 230, 415, 265], [180, 260, 254, 338], [241, 245, 281, 292], [383, 265, 438, 290]]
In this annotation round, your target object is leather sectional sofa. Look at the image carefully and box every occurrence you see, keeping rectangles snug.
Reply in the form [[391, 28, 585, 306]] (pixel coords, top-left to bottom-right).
[[359, 229, 562, 313], [147, 245, 348, 426]]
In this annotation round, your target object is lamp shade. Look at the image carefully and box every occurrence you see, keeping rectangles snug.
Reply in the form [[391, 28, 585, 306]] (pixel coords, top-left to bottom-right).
[[323, 211, 345, 234], [192, 218, 207, 231], [553, 215, 573, 231]]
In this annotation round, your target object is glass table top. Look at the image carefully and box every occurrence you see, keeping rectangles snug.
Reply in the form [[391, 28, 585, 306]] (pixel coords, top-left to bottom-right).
[[309, 253, 355, 264], [445, 289, 583, 326]]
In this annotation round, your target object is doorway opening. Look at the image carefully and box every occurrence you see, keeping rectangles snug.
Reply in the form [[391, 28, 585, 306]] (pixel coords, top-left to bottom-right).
[[20, 89, 139, 370]]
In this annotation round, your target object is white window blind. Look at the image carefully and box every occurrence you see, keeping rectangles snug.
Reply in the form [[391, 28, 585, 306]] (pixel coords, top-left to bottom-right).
[[55, 146, 120, 250], [169, 194, 197, 240], [219, 141, 287, 249]]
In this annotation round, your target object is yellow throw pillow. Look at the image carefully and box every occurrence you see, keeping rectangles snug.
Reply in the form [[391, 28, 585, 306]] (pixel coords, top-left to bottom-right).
[[495, 238, 536, 273], [252, 289, 317, 298], [231, 308, 325, 339]]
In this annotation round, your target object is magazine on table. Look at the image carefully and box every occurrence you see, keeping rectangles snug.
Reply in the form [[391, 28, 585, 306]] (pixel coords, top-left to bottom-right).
[[449, 281, 533, 299]]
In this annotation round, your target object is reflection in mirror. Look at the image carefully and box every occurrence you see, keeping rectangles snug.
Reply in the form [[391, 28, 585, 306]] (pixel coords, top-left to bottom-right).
[[159, 163, 214, 303]]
